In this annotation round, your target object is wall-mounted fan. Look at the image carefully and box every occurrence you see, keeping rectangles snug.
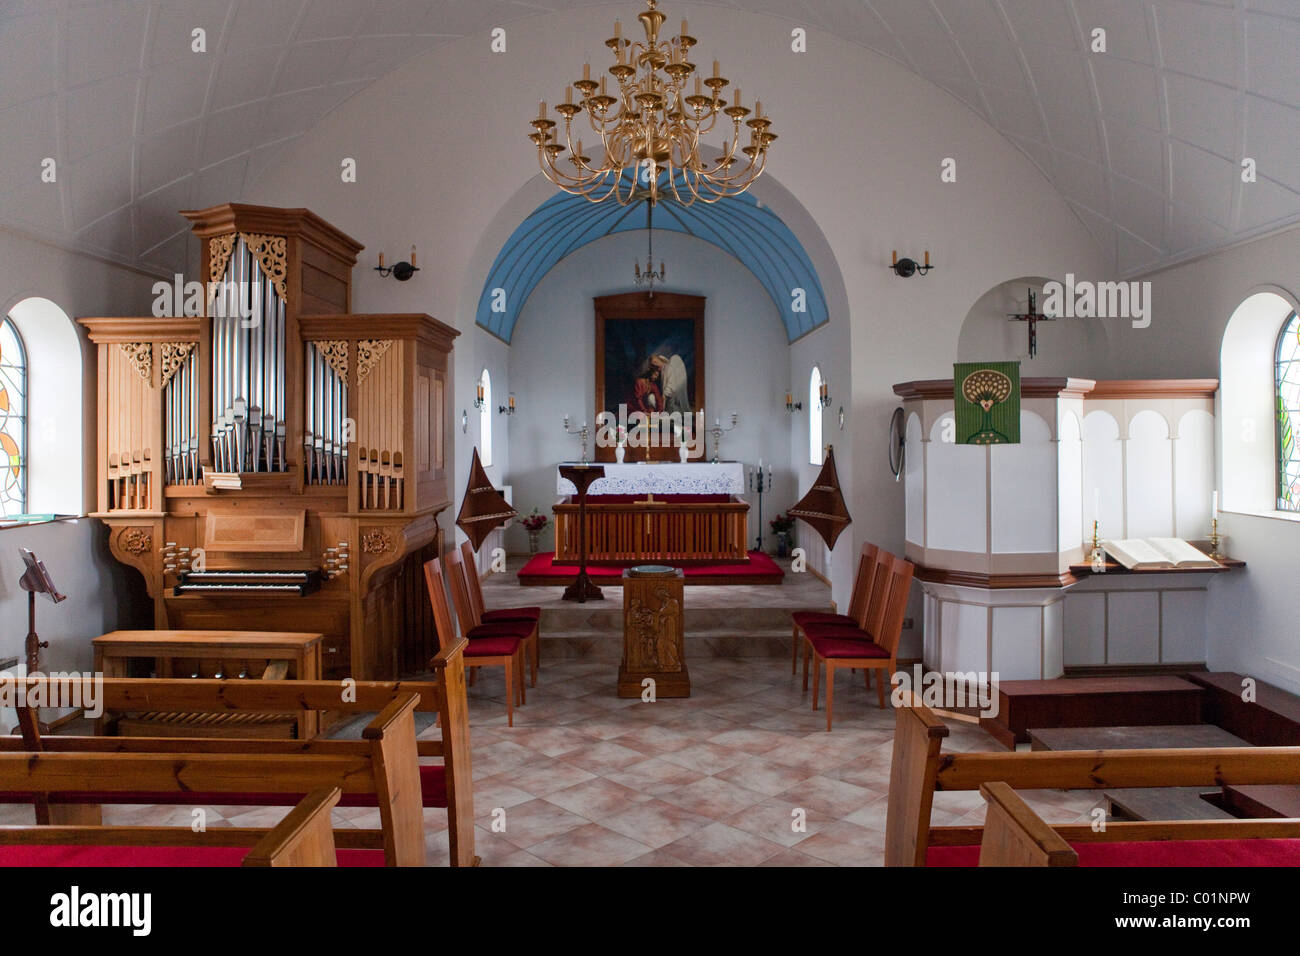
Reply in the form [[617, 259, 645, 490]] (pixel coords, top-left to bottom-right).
[[888, 407, 906, 481]]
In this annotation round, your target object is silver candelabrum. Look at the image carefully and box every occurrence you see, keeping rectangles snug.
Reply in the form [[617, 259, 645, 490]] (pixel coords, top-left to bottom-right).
[[563, 416, 591, 464], [709, 413, 739, 463]]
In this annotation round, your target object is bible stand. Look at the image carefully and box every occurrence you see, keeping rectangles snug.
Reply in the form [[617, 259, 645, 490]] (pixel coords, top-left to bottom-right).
[[559, 464, 605, 602]]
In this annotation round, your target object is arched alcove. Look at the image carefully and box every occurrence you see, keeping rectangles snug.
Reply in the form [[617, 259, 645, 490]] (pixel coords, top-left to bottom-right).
[[1220, 288, 1300, 514], [3, 296, 85, 514], [957, 276, 1111, 375]]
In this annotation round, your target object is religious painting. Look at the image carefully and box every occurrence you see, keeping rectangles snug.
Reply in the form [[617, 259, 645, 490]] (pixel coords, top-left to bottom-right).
[[594, 293, 706, 462], [954, 361, 1021, 445]]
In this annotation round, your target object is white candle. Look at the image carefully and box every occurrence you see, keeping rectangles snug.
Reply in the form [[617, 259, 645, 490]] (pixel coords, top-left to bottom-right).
[[1212, 490, 1219, 517]]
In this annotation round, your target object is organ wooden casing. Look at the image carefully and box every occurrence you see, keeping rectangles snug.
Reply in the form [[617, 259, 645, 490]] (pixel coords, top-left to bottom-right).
[[79, 203, 458, 680]]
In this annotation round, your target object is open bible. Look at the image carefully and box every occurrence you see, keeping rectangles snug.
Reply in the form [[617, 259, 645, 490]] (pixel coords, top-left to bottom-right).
[[1102, 537, 1219, 570]]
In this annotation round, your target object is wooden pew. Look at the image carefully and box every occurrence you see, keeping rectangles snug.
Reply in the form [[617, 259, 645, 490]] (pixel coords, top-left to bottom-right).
[[0, 780, 350, 867], [885, 698, 1300, 866], [974, 780, 1300, 867], [0, 639, 478, 866]]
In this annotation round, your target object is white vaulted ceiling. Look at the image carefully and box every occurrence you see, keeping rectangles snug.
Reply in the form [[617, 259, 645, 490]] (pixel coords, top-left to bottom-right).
[[1, 0, 1298, 279]]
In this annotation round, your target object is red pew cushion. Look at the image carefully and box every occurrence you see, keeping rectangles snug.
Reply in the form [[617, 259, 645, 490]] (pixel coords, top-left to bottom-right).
[[807, 634, 890, 660], [483, 607, 541, 623], [0, 845, 385, 866], [36, 764, 449, 810], [461, 635, 522, 656], [466, 622, 533, 640], [926, 838, 1300, 867], [792, 611, 858, 629]]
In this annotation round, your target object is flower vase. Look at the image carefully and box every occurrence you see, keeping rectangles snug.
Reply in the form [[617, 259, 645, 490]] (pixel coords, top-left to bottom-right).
[[615, 444, 626, 463], [527, 530, 540, 554], [776, 532, 790, 558]]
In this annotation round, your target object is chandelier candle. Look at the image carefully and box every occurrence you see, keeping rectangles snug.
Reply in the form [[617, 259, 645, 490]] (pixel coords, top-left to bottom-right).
[[531, 0, 776, 207]]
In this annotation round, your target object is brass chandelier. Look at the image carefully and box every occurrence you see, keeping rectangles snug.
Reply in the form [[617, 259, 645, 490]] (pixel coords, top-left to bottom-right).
[[529, 0, 776, 207]]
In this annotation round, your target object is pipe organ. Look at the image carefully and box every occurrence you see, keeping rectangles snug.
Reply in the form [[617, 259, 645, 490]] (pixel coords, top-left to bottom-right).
[[79, 203, 458, 680]]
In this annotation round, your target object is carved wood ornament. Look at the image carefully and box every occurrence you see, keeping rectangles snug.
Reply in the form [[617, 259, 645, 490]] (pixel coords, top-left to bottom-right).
[[313, 341, 350, 381], [159, 342, 196, 389], [207, 231, 289, 301], [121, 528, 153, 555], [362, 529, 393, 554], [356, 339, 394, 383], [118, 343, 153, 383]]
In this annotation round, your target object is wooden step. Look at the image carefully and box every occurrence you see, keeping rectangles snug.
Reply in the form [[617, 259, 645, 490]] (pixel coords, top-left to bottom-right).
[[979, 676, 1206, 748]]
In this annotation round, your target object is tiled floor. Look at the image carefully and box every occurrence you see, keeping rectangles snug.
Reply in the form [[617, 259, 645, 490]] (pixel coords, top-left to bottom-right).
[[0, 654, 1106, 865], [423, 656, 1107, 866]]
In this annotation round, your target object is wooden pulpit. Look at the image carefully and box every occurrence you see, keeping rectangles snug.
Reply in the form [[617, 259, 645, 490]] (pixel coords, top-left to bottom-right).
[[618, 566, 689, 698]]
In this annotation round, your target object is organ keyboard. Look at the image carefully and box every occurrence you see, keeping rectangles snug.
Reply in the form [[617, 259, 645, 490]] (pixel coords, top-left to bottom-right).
[[173, 570, 324, 597], [80, 203, 458, 679]]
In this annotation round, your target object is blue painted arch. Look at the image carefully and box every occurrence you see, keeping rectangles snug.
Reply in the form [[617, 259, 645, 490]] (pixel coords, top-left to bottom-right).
[[477, 174, 829, 343]]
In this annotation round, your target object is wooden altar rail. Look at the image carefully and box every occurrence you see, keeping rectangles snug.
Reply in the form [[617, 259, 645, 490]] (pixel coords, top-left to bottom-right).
[[554, 497, 749, 565]]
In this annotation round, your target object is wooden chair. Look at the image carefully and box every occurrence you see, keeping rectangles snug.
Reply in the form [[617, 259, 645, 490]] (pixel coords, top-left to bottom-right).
[[790, 542, 879, 674], [802, 551, 915, 730], [425, 556, 526, 727], [458, 540, 540, 687]]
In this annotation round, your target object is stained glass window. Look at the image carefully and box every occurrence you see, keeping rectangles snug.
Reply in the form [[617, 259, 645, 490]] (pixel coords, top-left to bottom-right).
[[0, 317, 27, 516], [1277, 311, 1300, 512]]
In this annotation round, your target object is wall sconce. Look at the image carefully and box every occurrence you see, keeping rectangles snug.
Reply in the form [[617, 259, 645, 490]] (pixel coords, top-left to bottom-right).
[[890, 249, 934, 278], [818, 379, 831, 409], [785, 389, 802, 414], [375, 245, 420, 281], [499, 393, 517, 416], [473, 382, 486, 410]]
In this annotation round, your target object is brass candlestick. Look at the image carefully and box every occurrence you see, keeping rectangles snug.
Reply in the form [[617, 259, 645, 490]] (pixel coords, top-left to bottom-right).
[[1208, 517, 1223, 561], [1089, 519, 1106, 572]]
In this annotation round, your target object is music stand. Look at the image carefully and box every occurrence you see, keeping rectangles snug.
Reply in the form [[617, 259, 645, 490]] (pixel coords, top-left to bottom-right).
[[19, 548, 65, 673]]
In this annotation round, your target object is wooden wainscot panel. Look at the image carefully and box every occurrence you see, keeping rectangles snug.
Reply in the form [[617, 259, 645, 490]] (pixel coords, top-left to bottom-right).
[[204, 510, 306, 553]]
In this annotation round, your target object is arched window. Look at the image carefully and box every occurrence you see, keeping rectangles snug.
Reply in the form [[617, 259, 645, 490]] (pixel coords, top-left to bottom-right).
[[479, 369, 493, 468], [1277, 310, 1300, 511], [0, 316, 27, 516], [809, 366, 823, 465]]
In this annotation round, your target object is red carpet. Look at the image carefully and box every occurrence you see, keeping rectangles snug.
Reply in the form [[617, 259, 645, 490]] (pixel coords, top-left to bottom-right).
[[517, 551, 784, 586]]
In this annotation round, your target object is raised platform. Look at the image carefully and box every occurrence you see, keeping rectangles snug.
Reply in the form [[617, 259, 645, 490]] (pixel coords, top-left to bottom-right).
[[517, 550, 784, 587], [980, 676, 1206, 748]]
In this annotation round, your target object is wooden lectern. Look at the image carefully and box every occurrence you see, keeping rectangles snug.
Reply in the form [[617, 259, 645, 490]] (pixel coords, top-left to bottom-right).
[[618, 566, 689, 698]]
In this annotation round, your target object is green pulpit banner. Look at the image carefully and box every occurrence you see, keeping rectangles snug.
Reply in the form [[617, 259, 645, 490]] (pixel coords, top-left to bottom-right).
[[954, 361, 1021, 445]]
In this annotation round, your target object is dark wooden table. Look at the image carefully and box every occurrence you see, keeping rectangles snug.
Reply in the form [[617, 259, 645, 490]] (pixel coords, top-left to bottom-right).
[[1028, 723, 1250, 751], [558, 463, 606, 603], [1029, 723, 1252, 823]]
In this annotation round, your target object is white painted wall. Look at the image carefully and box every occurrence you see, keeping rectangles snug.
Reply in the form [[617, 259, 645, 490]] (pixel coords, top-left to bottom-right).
[[1104, 225, 1300, 692], [241, 4, 1103, 614], [505, 231, 789, 554], [0, 227, 158, 670]]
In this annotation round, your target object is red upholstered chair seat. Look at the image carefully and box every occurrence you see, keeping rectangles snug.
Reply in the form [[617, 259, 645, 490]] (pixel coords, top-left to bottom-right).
[[37, 764, 449, 810], [462, 634, 522, 657], [807, 634, 890, 659], [792, 611, 858, 628], [482, 607, 541, 623], [466, 622, 533, 640], [0, 845, 385, 866], [926, 838, 1300, 867]]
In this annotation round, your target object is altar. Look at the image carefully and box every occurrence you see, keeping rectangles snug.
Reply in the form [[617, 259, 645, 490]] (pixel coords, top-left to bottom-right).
[[553, 461, 749, 565]]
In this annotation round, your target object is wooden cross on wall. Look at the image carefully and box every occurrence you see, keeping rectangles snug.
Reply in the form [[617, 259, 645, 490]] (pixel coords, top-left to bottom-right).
[[1008, 288, 1055, 359]]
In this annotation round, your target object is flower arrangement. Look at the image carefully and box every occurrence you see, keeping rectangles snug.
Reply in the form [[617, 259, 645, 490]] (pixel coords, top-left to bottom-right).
[[769, 513, 795, 535], [521, 508, 549, 532]]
